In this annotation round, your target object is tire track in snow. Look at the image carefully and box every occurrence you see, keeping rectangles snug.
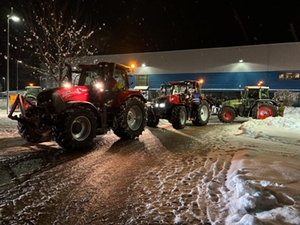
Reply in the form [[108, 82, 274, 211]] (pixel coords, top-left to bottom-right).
[[120, 125, 237, 225]]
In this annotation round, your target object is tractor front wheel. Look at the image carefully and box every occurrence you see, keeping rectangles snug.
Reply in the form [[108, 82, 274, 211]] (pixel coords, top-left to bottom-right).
[[171, 106, 187, 129], [218, 106, 236, 123], [53, 107, 97, 150], [113, 97, 146, 139], [252, 103, 278, 119], [192, 100, 210, 126]]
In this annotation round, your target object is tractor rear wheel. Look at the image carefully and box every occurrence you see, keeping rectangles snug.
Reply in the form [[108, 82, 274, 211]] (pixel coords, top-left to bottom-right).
[[18, 107, 53, 143], [218, 106, 236, 123], [171, 106, 187, 129], [113, 97, 146, 139], [53, 107, 97, 150], [252, 103, 278, 119], [192, 100, 210, 126]]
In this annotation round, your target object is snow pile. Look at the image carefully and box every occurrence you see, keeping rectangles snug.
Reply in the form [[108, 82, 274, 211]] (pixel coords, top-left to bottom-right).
[[0, 110, 19, 135], [224, 106, 300, 225], [239, 107, 300, 139]]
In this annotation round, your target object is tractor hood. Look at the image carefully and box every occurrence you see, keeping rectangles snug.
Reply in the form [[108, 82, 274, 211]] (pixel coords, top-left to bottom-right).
[[37, 86, 90, 103], [36, 86, 93, 114], [222, 98, 242, 107], [156, 95, 181, 105]]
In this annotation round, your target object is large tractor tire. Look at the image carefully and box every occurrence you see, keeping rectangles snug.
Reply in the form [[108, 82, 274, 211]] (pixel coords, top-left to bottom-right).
[[53, 107, 97, 150], [192, 100, 210, 126], [113, 97, 146, 139], [146, 107, 160, 127], [17, 107, 53, 143], [251, 103, 278, 119], [171, 106, 187, 129], [218, 106, 236, 123]]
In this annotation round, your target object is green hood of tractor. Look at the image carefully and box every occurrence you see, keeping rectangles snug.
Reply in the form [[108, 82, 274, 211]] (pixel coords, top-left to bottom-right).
[[222, 99, 243, 108]]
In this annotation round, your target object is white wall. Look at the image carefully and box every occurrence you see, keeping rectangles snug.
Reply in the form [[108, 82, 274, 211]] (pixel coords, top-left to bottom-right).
[[78, 42, 300, 75]]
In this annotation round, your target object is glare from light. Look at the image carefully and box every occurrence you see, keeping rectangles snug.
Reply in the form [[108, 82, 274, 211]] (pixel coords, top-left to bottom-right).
[[94, 82, 104, 91], [62, 82, 72, 88], [10, 15, 20, 22], [258, 80, 264, 86], [239, 59, 244, 63], [131, 63, 135, 69], [142, 63, 146, 67], [159, 102, 166, 108]]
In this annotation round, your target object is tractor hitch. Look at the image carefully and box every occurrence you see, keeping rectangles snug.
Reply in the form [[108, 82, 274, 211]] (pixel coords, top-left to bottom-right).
[[7, 94, 27, 121]]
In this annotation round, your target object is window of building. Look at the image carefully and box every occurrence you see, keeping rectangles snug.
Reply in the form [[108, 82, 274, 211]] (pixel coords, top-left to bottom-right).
[[136, 75, 149, 86], [278, 72, 300, 80], [279, 73, 285, 80]]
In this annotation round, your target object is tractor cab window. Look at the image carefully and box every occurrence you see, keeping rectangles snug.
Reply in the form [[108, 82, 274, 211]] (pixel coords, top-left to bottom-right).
[[84, 71, 99, 85], [172, 84, 186, 94], [112, 69, 126, 90], [248, 89, 259, 99], [78, 69, 100, 85], [261, 88, 269, 99]]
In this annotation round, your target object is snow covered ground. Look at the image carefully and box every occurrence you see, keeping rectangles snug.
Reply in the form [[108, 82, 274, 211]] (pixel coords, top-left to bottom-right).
[[0, 107, 299, 224]]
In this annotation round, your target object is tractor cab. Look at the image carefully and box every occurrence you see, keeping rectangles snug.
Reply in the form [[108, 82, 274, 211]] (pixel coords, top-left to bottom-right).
[[24, 85, 42, 100], [243, 86, 270, 107]]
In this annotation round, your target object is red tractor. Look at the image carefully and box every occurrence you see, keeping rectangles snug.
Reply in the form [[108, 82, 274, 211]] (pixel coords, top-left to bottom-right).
[[8, 62, 147, 150], [147, 80, 210, 129]]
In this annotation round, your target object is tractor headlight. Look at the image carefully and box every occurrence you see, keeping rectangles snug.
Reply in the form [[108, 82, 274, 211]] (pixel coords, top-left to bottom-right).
[[62, 82, 72, 88], [159, 102, 166, 108], [154, 102, 166, 108], [94, 82, 104, 92]]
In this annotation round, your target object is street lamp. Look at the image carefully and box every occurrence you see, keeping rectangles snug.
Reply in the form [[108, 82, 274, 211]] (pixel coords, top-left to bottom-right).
[[7, 14, 20, 114], [17, 60, 22, 94]]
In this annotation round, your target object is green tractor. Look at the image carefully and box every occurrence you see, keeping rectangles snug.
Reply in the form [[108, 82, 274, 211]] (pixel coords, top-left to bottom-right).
[[24, 85, 42, 100], [218, 86, 279, 123]]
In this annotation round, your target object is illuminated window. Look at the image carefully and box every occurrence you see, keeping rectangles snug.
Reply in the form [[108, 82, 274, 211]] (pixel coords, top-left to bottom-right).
[[279, 73, 285, 80], [136, 75, 149, 86], [279, 72, 300, 80]]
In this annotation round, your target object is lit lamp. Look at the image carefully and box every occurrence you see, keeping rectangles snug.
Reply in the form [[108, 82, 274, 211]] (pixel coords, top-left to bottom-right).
[[17, 60, 22, 94], [199, 79, 204, 95], [7, 14, 20, 114]]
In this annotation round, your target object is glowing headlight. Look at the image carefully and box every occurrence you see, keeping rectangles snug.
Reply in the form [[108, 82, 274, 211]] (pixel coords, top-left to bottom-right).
[[159, 102, 166, 108], [94, 82, 104, 92], [154, 102, 166, 108], [62, 82, 72, 88]]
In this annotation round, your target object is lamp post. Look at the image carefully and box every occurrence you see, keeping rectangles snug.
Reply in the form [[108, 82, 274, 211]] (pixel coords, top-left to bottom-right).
[[7, 15, 20, 114], [17, 60, 22, 94], [2, 77, 5, 91]]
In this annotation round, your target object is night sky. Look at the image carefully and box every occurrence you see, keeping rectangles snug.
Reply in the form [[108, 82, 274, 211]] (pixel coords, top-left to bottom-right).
[[1, 1, 300, 55], [84, 0, 300, 54], [1, 0, 300, 88]]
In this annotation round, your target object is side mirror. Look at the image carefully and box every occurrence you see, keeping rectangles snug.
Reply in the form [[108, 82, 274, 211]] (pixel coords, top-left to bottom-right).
[[63, 63, 72, 83]]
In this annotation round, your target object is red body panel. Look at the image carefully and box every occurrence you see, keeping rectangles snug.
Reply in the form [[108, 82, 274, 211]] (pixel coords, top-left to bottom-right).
[[165, 95, 181, 104], [56, 86, 93, 102], [111, 90, 145, 107]]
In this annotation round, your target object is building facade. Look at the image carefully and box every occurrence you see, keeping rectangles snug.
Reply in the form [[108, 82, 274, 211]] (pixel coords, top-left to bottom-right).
[[76, 42, 300, 99]]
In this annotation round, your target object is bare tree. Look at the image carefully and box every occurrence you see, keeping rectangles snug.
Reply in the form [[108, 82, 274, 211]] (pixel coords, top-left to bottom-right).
[[273, 90, 297, 106], [15, 0, 95, 86]]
